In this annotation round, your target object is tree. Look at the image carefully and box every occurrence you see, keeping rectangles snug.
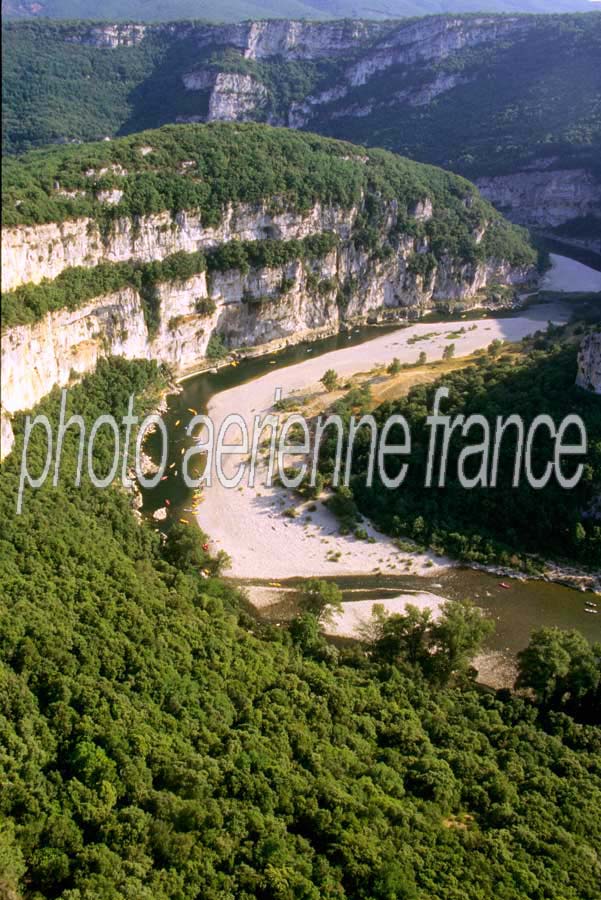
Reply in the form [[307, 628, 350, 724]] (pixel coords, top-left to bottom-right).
[[367, 599, 493, 684], [163, 521, 229, 575], [372, 604, 434, 668], [387, 358, 402, 375], [488, 339, 504, 357], [320, 369, 339, 392], [430, 599, 494, 684], [328, 485, 358, 526], [516, 628, 574, 705], [442, 343, 456, 360], [289, 612, 321, 650], [303, 578, 343, 622], [517, 627, 600, 712], [417, 351, 427, 366]]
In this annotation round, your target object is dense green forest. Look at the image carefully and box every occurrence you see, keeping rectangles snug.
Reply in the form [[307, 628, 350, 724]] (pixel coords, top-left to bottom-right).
[[316, 329, 601, 570], [3, 15, 600, 182], [1, 123, 536, 259], [1, 356, 601, 899]]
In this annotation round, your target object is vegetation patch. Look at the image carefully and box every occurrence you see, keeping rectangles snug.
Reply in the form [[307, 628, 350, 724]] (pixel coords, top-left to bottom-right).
[[0, 355, 600, 899], [316, 329, 601, 569]]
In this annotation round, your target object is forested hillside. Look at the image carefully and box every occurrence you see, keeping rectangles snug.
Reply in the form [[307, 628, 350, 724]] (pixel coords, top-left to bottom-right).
[[3, 14, 600, 181], [1, 357, 600, 899], [2, 121, 528, 234]]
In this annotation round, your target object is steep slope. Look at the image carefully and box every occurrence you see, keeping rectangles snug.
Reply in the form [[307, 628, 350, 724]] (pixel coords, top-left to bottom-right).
[[0, 122, 536, 454], [3, 14, 600, 234], [577, 329, 601, 393]]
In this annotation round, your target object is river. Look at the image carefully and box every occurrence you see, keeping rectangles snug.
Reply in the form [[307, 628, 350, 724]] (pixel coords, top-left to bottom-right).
[[142, 251, 601, 668]]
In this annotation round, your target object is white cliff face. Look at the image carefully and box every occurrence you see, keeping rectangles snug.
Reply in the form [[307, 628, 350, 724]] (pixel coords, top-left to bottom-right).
[[1, 202, 356, 293], [0, 204, 534, 457], [346, 16, 523, 89], [240, 20, 387, 61], [1, 410, 14, 459], [408, 72, 468, 107], [268, 16, 528, 128], [476, 169, 601, 228], [69, 19, 387, 59], [182, 70, 268, 122], [208, 74, 267, 121], [287, 14, 524, 124], [66, 24, 149, 48], [1, 288, 150, 416], [577, 332, 601, 394]]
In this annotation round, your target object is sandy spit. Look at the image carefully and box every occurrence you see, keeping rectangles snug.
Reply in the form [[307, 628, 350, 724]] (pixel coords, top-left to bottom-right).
[[196, 302, 570, 580], [323, 592, 446, 638]]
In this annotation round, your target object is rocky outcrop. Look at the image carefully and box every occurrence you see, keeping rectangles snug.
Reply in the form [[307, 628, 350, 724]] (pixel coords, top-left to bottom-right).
[[1, 410, 14, 459], [182, 70, 267, 121], [476, 169, 601, 228], [208, 74, 267, 121], [576, 332, 601, 394], [65, 23, 149, 47]]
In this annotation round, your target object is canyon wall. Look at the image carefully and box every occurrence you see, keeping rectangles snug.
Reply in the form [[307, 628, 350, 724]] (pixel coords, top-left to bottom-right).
[[1, 202, 354, 293], [476, 169, 601, 230], [577, 332, 601, 395], [0, 202, 534, 457]]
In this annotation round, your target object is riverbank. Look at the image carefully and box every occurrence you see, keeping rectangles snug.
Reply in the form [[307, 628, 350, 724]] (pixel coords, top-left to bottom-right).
[[196, 301, 570, 580]]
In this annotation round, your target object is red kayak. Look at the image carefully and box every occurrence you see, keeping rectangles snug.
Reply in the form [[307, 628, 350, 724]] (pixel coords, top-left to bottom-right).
[[499, 582, 511, 590]]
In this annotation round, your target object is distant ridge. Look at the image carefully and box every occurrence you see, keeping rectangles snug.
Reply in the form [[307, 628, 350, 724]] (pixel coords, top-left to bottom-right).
[[1, 0, 595, 23]]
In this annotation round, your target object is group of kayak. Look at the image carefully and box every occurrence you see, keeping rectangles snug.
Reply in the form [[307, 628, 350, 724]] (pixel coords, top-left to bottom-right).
[[179, 488, 205, 525]]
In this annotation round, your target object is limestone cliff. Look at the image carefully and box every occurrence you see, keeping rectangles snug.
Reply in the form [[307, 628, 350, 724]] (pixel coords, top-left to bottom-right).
[[1, 202, 354, 293], [577, 332, 601, 394], [0, 122, 538, 457], [0, 202, 534, 457], [476, 169, 601, 230]]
